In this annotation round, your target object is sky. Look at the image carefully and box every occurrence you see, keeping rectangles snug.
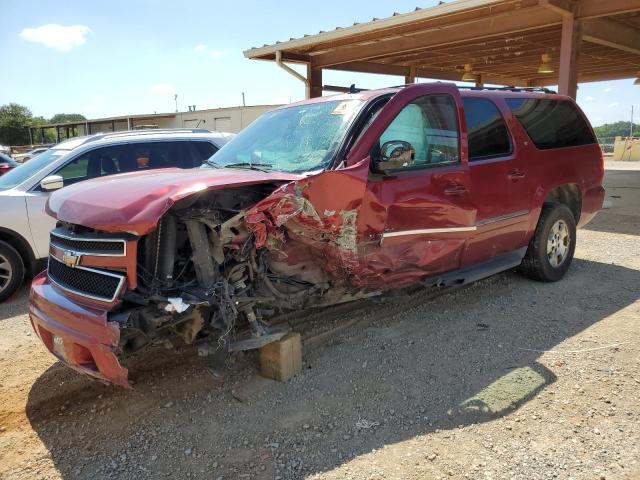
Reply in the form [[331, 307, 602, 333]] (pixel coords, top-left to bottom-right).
[[1, 0, 638, 127]]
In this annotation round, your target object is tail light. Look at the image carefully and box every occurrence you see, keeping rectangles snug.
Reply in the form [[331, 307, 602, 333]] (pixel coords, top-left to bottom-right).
[[0, 165, 12, 175]]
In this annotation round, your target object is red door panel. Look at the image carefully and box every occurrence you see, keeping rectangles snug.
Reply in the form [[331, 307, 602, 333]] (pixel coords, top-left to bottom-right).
[[345, 83, 478, 288]]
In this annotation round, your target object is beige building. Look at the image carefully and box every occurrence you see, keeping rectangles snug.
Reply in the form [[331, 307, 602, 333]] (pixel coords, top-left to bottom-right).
[[30, 104, 280, 144], [612, 137, 640, 161]]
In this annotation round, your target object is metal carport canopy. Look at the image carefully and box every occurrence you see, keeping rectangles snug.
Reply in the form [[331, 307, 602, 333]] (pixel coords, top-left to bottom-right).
[[244, 0, 640, 99]]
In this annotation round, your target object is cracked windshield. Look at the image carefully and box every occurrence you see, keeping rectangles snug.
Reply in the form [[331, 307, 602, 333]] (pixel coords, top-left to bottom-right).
[[204, 99, 363, 173]]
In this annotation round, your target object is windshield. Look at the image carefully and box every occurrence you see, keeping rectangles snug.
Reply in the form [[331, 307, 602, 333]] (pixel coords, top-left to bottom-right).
[[204, 99, 363, 173], [0, 149, 68, 190]]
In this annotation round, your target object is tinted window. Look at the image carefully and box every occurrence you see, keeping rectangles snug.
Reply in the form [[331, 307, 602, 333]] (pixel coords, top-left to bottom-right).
[[377, 94, 459, 169], [506, 98, 595, 149], [462, 98, 511, 160], [192, 141, 217, 165], [53, 141, 199, 187]]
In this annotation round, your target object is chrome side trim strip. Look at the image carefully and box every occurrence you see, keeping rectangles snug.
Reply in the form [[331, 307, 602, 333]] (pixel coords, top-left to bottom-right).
[[382, 226, 477, 239], [474, 210, 529, 227], [47, 255, 126, 303], [50, 230, 127, 257]]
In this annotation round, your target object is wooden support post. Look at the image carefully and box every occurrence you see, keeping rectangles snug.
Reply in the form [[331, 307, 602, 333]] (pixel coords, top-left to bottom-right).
[[260, 332, 302, 382], [404, 65, 417, 85], [56, 126, 60, 143], [111, 120, 116, 132], [308, 64, 323, 98], [558, 13, 581, 99]]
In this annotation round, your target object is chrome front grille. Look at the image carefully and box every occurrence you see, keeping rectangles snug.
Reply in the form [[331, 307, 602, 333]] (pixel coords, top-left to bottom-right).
[[50, 229, 126, 256], [48, 256, 125, 302]]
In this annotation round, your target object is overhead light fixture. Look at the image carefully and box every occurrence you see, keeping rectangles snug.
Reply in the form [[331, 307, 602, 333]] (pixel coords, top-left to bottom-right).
[[462, 64, 477, 82], [537, 54, 554, 74]]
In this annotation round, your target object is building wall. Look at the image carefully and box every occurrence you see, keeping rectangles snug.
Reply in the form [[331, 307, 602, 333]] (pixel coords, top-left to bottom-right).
[[173, 105, 278, 133], [37, 105, 282, 143], [612, 137, 640, 161]]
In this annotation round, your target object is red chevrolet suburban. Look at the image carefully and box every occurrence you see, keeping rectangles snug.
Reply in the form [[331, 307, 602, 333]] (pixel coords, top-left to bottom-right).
[[30, 84, 604, 387]]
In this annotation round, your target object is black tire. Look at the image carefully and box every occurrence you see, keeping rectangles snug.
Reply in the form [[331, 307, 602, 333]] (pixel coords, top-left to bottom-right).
[[519, 203, 576, 282], [0, 240, 25, 302]]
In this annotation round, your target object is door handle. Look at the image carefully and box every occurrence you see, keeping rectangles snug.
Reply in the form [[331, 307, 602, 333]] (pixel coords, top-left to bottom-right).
[[444, 184, 467, 196], [508, 169, 526, 181]]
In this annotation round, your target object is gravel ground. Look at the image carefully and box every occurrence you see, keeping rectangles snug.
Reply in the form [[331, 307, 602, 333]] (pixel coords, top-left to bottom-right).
[[0, 164, 639, 480]]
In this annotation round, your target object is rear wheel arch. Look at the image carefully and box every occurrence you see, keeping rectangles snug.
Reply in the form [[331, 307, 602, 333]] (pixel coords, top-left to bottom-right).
[[0, 227, 37, 275], [543, 184, 582, 222]]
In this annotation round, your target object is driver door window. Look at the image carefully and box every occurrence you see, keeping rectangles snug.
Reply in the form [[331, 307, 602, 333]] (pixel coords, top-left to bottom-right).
[[377, 95, 459, 170]]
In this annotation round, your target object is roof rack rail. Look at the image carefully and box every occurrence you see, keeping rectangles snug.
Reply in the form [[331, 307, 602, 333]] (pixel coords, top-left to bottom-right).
[[79, 128, 213, 144], [104, 128, 212, 135], [456, 86, 557, 94]]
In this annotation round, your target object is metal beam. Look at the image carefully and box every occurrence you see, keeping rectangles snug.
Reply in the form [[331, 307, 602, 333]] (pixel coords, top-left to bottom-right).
[[583, 18, 640, 56], [539, 0, 576, 16], [327, 61, 529, 86], [558, 14, 581, 98], [308, 64, 323, 98], [578, 0, 640, 19], [531, 68, 639, 85]]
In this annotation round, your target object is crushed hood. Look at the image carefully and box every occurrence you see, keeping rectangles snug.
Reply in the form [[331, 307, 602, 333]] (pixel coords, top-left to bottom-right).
[[47, 167, 301, 235]]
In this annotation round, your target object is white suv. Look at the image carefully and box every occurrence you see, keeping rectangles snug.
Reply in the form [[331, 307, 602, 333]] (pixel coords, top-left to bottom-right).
[[0, 128, 233, 301]]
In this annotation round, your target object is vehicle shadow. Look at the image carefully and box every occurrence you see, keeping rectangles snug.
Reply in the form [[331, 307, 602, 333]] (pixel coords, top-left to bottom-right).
[[0, 285, 29, 321], [24, 258, 639, 479]]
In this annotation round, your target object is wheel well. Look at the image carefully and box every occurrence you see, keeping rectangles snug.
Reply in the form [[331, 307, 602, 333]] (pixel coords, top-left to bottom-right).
[[0, 228, 37, 274], [544, 184, 581, 221]]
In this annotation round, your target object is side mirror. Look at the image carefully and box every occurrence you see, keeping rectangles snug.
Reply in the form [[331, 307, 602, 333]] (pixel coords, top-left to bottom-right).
[[375, 140, 415, 172], [40, 175, 64, 192]]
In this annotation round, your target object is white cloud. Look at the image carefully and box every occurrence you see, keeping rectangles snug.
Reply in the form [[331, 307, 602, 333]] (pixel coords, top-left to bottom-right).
[[585, 96, 594, 102], [194, 44, 226, 58], [608, 102, 620, 108], [151, 83, 177, 95], [603, 87, 613, 93], [20, 24, 90, 51]]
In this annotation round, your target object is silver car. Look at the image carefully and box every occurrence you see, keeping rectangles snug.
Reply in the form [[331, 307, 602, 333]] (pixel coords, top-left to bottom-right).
[[0, 128, 233, 301]]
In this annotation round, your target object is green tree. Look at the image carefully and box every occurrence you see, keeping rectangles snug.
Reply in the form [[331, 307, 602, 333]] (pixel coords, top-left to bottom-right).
[[0, 103, 32, 145], [593, 121, 639, 139], [49, 113, 86, 124]]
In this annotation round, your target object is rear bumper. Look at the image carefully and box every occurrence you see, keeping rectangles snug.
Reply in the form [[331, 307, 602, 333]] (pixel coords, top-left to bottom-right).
[[29, 271, 129, 387], [578, 185, 605, 228]]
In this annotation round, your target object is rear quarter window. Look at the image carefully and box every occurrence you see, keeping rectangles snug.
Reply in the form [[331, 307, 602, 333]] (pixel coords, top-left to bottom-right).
[[506, 98, 595, 149]]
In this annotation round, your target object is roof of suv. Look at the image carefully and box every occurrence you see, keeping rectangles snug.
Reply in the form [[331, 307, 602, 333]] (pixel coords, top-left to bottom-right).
[[52, 128, 234, 151], [276, 84, 572, 110]]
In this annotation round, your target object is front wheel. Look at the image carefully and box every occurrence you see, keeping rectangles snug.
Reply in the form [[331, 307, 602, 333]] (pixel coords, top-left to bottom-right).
[[0, 241, 25, 302], [519, 203, 576, 282]]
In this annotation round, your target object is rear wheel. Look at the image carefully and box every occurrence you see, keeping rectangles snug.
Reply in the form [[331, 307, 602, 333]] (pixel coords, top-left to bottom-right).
[[0, 241, 25, 302], [519, 203, 576, 282]]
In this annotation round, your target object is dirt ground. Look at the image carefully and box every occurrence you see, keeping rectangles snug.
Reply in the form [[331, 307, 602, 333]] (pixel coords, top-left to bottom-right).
[[1, 163, 639, 480]]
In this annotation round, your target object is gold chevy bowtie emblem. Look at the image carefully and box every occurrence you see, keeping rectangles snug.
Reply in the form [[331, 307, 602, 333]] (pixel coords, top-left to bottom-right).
[[62, 251, 80, 268]]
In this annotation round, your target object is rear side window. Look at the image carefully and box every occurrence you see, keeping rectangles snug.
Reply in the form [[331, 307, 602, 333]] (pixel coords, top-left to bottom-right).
[[462, 98, 511, 160], [192, 141, 218, 165], [506, 98, 595, 149]]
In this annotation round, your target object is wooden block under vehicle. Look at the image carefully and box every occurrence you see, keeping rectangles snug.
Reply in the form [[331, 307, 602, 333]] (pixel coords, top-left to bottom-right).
[[259, 332, 302, 382]]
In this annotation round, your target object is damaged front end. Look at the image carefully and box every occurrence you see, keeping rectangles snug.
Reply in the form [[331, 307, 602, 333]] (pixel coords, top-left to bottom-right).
[[35, 168, 375, 386]]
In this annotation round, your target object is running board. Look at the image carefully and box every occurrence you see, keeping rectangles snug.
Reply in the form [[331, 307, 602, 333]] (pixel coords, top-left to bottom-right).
[[425, 247, 527, 288]]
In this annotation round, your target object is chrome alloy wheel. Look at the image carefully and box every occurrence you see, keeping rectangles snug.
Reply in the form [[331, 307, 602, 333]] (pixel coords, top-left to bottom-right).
[[547, 219, 571, 268], [0, 253, 12, 293]]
